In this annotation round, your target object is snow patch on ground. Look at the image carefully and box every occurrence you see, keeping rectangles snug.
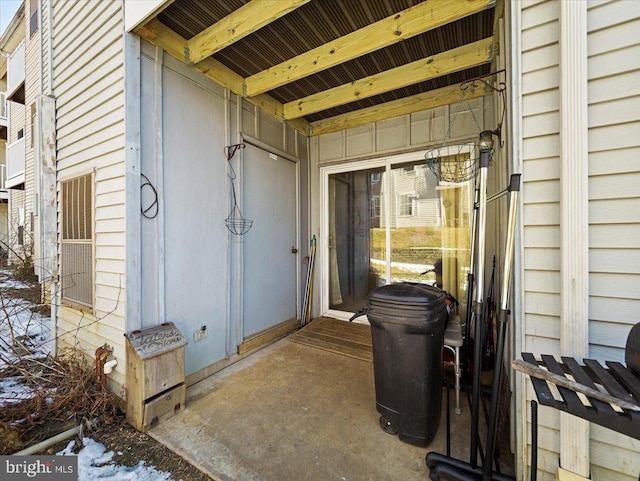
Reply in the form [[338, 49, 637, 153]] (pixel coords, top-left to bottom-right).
[[0, 270, 32, 289], [0, 377, 37, 405], [58, 438, 173, 481], [1, 269, 177, 479]]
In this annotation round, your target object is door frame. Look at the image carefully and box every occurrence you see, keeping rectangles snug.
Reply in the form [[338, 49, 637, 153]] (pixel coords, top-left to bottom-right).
[[320, 151, 421, 321], [319, 145, 476, 321], [237, 134, 301, 344]]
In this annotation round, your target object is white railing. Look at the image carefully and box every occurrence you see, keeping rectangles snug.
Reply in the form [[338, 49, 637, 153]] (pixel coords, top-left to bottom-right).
[[6, 137, 25, 188], [7, 41, 25, 99]]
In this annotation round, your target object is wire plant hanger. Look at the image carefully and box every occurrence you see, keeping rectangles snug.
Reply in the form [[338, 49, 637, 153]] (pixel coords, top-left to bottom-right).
[[224, 143, 253, 236], [424, 71, 506, 183]]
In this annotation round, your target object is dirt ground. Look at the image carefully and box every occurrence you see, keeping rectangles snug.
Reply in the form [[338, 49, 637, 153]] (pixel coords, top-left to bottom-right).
[[39, 414, 213, 481]]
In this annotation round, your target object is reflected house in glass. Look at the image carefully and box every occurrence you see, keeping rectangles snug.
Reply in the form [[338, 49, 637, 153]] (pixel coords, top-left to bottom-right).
[[328, 151, 473, 319]]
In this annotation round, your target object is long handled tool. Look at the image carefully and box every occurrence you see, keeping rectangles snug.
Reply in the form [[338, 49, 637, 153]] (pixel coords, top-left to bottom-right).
[[464, 184, 480, 381], [301, 235, 317, 326], [306, 235, 317, 324]]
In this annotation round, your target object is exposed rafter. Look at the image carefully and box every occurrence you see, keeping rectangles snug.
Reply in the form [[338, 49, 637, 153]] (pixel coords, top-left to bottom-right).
[[284, 37, 494, 120], [308, 82, 491, 136], [244, 0, 494, 97], [185, 0, 310, 65], [136, 19, 309, 135], [132, 1, 501, 134], [490, 0, 505, 73]]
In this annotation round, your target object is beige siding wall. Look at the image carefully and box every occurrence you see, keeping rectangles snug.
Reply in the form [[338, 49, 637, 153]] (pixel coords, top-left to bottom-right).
[[313, 97, 488, 167], [586, 1, 640, 479], [40, 0, 51, 93], [24, 0, 39, 262], [519, 0, 640, 479], [7, 97, 25, 259], [53, 0, 127, 394], [6, 0, 39, 266]]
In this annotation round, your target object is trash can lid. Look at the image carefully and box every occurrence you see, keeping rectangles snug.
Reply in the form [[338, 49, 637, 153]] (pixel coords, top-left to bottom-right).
[[368, 282, 445, 311]]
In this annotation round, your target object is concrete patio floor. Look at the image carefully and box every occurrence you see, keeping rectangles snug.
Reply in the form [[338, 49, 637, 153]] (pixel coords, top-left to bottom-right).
[[149, 334, 508, 481]]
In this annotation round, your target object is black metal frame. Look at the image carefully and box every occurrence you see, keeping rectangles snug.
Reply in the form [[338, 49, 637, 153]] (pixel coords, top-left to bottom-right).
[[425, 138, 521, 480], [521, 352, 640, 441]]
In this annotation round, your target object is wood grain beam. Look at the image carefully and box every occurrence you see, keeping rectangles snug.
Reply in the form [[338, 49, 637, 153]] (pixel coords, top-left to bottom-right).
[[245, 0, 494, 96], [186, 0, 310, 65], [285, 37, 494, 120], [490, 0, 505, 73], [308, 82, 490, 137], [136, 19, 309, 135]]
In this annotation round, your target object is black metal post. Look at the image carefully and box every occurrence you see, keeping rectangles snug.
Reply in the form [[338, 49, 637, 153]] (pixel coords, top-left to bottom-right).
[[483, 174, 520, 481], [470, 148, 491, 468], [531, 400, 538, 481]]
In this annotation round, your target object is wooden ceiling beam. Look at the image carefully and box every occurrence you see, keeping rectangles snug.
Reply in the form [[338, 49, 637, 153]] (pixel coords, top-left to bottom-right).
[[245, 0, 494, 97], [185, 0, 310, 65], [284, 37, 494, 120], [136, 19, 309, 135], [308, 83, 491, 137], [490, 0, 505, 73]]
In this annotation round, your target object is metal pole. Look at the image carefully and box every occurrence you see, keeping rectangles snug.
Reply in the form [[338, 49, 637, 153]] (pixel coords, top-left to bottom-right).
[[464, 185, 479, 376], [531, 400, 538, 481], [483, 174, 521, 480], [485, 187, 510, 205], [470, 149, 491, 468]]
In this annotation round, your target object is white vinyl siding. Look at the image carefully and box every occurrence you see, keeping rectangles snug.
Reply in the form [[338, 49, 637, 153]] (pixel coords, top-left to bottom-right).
[[518, 0, 640, 479], [6, 0, 42, 265], [586, 2, 640, 477], [53, 0, 127, 392]]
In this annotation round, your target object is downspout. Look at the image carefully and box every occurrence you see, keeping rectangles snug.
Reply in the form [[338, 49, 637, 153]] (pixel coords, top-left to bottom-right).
[[49, 0, 58, 357], [507, 2, 525, 479], [48, 0, 53, 95], [39, 0, 44, 94], [37, 0, 44, 278], [44, 0, 60, 357], [15, 419, 97, 456]]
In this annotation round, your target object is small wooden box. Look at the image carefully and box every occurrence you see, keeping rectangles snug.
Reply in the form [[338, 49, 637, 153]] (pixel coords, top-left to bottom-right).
[[125, 323, 188, 431]]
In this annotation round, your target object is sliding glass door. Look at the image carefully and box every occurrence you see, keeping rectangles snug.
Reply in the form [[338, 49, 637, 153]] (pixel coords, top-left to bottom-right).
[[328, 168, 385, 313], [323, 149, 474, 322]]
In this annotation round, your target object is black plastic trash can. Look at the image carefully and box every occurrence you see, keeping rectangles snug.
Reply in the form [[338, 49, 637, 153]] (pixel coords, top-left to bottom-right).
[[367, 282, 448, 446]]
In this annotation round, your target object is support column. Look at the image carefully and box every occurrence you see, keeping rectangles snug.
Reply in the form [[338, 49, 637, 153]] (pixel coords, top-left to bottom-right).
[[125, 33, 142, 331], [559, 0, 590, 478]]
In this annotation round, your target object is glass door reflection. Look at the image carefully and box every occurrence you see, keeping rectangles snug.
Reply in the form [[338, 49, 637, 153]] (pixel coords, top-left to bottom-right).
[[328, 168, 385, 312], [327, 153, 473, 323]]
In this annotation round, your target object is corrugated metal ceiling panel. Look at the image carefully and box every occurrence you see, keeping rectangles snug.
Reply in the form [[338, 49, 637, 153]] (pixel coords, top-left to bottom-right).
[[157, 0, 495, 122]]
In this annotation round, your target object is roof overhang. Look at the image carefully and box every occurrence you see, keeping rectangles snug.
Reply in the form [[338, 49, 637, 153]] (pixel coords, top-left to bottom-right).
[[130, 0, 504, 137]]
